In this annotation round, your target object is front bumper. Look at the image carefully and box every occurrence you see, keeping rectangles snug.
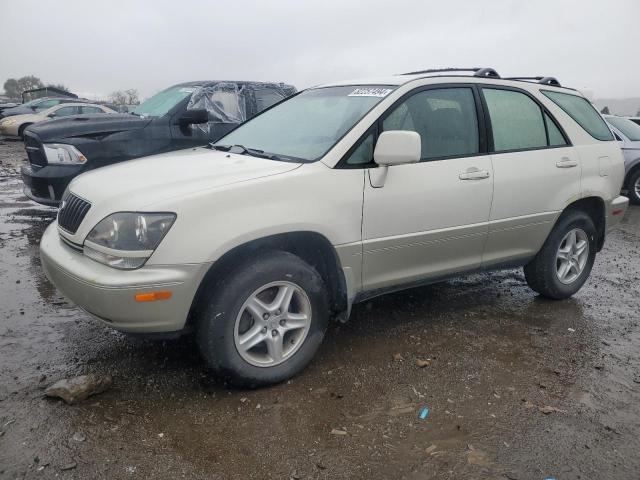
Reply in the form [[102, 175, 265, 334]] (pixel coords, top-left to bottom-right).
[[21, 163, 84, 206], [40, 222, 212, 333], [606, 195, 629, 231], [0, 124, 19, 138]]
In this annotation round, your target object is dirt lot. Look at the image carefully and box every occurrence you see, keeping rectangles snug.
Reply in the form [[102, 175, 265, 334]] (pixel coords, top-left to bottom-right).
[[0, 139, 639, 480]]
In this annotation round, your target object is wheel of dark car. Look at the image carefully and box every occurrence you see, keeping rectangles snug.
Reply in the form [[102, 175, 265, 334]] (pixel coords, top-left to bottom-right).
[[523, 209, 597, 300], [627, 169, 640, 205], [195, 251, 329, 387]]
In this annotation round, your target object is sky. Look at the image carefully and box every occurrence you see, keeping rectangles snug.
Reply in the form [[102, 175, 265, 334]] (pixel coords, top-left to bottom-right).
[[0, 0, 638, 101]]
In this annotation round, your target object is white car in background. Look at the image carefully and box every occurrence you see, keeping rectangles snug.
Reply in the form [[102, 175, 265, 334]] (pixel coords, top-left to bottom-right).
[[0, 103, 116, 139], [604, 115, 640, 204], [40, 68, 628, 387]]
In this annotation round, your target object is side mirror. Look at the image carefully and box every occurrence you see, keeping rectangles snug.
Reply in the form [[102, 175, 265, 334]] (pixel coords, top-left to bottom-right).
[[178, 108, 208, 125], [374, 131, 421, 166], [47, 113, 55, 118]]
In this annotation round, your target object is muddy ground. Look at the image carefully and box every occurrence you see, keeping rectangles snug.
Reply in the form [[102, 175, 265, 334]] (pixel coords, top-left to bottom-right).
[[0, 139, 638, 480]]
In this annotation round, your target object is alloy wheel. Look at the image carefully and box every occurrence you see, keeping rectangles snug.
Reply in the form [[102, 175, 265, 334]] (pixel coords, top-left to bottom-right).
[[233, 281, 312, 367], [555, 228, 589, 285]]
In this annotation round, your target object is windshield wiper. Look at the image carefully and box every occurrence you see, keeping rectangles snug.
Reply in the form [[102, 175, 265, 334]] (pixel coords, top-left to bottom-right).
[[208, 143, 231, 151], [209, 144, 282, 160]]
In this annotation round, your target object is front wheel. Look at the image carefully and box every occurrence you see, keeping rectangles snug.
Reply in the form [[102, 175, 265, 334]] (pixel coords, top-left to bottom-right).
[[524, 210, 597, 299], [196, 251, 329, 387], [626, 168, 640, 205]]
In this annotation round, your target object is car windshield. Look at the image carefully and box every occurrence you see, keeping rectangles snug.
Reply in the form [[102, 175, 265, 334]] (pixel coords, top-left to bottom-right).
[[607, 116, 640, 141], [214, 85, 396, 161], [22, 98, 45, 107], [132, 86, 196, 117], [33, 99, 61, 111], [40, 105, 60, 115]]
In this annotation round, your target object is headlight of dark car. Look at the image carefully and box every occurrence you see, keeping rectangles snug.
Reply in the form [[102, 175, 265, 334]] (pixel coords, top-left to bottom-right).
[[43, 144, 87, 165], [83, 212, 176, 269]]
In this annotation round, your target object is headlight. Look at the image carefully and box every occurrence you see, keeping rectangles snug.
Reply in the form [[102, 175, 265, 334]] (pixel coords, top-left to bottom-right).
[[1, 119, 15, 126], [43, 144, 87, 165], [83, 212, 176, 269]]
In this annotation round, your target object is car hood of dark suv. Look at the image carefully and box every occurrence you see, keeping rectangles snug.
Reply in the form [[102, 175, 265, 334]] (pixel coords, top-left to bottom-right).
[[26, 114, 153, 142]]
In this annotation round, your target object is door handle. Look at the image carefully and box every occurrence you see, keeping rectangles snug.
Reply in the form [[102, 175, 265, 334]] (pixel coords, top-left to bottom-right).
[[459, 167, 490, 180], [556, 157, 578, 168]]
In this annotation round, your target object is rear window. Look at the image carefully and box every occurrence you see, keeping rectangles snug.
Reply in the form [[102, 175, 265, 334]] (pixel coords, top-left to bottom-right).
[[483, 88, 547, 151], [542, 90, 613, 141], [606, 116, 640, 141]]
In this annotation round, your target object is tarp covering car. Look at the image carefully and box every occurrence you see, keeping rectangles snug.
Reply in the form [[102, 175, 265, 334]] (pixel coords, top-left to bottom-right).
[[21, 80, 296, 205]]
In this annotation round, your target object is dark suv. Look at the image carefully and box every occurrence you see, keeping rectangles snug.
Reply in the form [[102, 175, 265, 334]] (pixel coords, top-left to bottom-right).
[[21, 80, 296, 206]]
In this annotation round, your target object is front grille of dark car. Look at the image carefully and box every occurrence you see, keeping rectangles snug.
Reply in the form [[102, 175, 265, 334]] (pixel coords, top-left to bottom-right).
[[24, 132, 47, 169], [57, 193, 91, 234]]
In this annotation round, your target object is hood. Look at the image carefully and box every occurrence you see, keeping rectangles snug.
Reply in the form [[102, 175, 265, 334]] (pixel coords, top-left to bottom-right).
[[27, 113, 152, 142], [68, 147, 302, 210], [0, 113, 44, 124], [1, 105, 38, 117]]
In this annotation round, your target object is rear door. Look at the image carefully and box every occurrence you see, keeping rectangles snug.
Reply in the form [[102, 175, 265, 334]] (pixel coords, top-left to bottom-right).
[[480, 87, 580, 266], [360, 86, 494, 291]]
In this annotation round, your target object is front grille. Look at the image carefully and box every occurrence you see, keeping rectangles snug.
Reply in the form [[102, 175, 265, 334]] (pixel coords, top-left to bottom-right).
[[24, 132, 47, 169], [57, 193, 91, 234], [59, 234, 84, 252]]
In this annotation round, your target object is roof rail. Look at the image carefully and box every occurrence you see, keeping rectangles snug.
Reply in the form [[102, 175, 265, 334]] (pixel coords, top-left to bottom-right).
[[504, 76, 562, 87], [401, 67, 500, 78]]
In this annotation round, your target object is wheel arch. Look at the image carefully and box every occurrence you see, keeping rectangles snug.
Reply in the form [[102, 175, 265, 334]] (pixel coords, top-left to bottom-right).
[[560, 196, 606, 251], [187, 231, 349, 328], [18, 122, 33, 138]]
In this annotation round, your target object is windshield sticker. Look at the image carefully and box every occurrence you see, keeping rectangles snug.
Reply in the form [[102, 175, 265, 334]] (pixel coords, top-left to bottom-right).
[[179, 87, 196, 93], [348, 88, 393, 97]]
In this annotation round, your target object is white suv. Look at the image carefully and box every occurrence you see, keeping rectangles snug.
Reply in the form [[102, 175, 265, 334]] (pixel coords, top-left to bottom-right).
[[40, 68, 628, 386]]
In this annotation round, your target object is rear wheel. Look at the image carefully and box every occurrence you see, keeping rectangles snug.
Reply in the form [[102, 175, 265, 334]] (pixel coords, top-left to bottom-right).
[[626, 168, 640, 205], [196, 251, 329, 387], [524, 210, 597, 299]]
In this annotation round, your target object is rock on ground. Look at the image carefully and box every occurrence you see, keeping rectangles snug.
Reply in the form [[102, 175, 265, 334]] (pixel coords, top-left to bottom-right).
[[44, 374, 113, 405]]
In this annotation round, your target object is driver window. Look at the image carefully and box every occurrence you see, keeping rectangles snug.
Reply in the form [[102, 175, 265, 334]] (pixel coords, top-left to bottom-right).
[[382, 88, 479, 161]]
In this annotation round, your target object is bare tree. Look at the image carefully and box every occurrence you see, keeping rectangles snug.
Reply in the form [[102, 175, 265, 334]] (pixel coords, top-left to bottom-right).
[[109, 89, 140, 106], [3, 75, 45, 98], [124, 89, 139, 105]]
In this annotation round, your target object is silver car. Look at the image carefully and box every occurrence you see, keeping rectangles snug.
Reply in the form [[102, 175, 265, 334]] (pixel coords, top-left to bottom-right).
[[604, 115, 640, 204], [40, 69, 629, 386]]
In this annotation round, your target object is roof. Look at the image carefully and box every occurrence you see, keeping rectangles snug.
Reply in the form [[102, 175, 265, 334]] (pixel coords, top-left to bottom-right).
[[22, 87, 77, 101], [315, 67, 577, 93], [170, 80, 296, 89]]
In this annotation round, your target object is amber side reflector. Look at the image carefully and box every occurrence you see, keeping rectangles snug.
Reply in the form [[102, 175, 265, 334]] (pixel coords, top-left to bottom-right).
[[135, 291, 172, 302], [612, 209, 624, 216]]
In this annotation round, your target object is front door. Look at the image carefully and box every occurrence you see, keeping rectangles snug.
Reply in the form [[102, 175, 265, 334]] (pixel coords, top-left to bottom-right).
[[361, 86, 494, 292]]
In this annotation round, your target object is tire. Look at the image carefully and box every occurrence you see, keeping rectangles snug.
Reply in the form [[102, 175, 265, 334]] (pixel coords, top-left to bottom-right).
[[626, 168, 640, 205], [18, 123, 32, 139], [196, 251, 329, 388], [524, 210, 597, 300]]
